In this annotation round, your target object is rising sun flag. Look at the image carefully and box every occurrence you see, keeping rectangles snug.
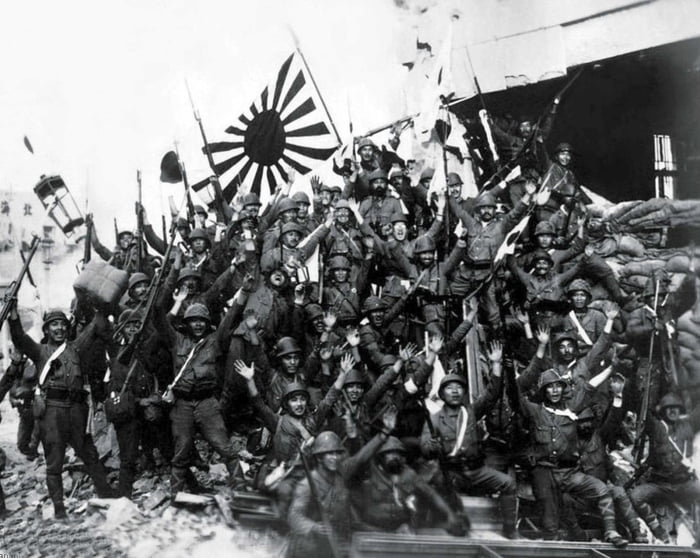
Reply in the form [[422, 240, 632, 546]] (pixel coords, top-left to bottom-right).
[[195, 52, 339, 203]]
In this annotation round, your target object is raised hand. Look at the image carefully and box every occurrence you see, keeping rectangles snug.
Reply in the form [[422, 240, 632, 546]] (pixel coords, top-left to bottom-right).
[[339, 353, 356, 373], [347, 198, 360, 217], [524, 180, 537, 196], [399, 343, 418, 362], [294, 284, 306, 305], [234, 360, 255, 380], [323, 311, 337, 330], [487, 341, 503, 362], [428, 335, 444, 355], [535, 325, 550, 345], [605, 303, 620, 321], [345, 328, 360, 347], [513, 306, 529, 325], [610, 374, 625, 398], [382, 404, 398, 432], [310, 175, 322, 194], [242, 273, 255, 292], [173, 286, 189, 303], [319, 347, 333, 362]]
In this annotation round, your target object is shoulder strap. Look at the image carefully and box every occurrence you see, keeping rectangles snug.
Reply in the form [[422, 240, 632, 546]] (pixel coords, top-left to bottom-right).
[[37, 343, 67, 388], [568, 310, 594, 346], [448, 406, 469, 457], [168, 339, 204, 390]]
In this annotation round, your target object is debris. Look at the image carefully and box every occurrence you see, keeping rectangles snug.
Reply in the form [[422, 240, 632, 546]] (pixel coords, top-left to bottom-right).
[[173, 492, 214, 506]]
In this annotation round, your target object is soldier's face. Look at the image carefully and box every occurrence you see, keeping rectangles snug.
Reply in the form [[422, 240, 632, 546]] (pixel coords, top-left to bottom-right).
[[187, 318, 208, 338], [118, 234, 133, 250], [344, 383, 364, 403], [190, 239, 208, 254], [478, 206, 495, 222], [131, 282, 148, 300], [556, 150, 572, 167], [332, 268, 349, 283], [545, 382, 564, 404], [46, 319, 68, 343], [390, 177, 403, 190], [534, 259, 552, 277], [282, 231, 301, 248], [281, 353, 300, 374], [369, 310, 385, 328], [336, 208, 350, 224], [180, 278, 200, 295], [281, 210, 297, 224], [449, 183, 462, 199], [518, 121, 533, 137], [123, 321, 141, 343], [244, 203, 261, 217], [570, 291, 588, 310], [557, 340, 577, 362], [312, 316, 325, 333], [359, 146, 374, 162], [296, 203, 310, 220], [269, 270, 287, 288], [320, 190, 331, 206], [319, 450, 344, 472], [441, 382, 465, 406], [418, 252, 434, 268], [663, 405, 681, 423], [380, 451, 405, 474], [371, 179, 387, 196], [177, 226, 190, 240], [392, 222, 407, 241], [536, 234, 554, 249], [286, 394, 308, 417]]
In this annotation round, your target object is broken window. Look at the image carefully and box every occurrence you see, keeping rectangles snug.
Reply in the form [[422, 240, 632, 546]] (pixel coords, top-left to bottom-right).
[[653, 133, 677, 199]]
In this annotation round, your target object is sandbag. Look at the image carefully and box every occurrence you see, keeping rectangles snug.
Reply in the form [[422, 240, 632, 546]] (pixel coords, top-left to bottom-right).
[[73, 260, 128, 307]]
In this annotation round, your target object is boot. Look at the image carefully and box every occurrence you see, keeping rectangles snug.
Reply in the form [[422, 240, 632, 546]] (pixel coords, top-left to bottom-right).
[[0, 482, 7, 519], [118, 466, 135, 499], [170, 466, 188, 497], [648, 519, 670, 544], [500, 493, 519, 539], [598, 493, 628, 548], [46, 474, 67, 519], [85, 461, 116, 498]]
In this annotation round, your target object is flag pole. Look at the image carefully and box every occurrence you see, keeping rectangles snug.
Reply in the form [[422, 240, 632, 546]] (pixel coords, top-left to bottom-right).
[[288, 28, 342, 146]]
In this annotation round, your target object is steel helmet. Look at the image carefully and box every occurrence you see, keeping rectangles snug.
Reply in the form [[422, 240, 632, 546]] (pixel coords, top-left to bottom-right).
[[117, 230, 133, 240], [117, 309, 143, 327], [275, 336, 301, 358], [304, 303, 324, 322], [291, 191, 310, 205], [328, 255, 351, 270], [362, 296, 386, 314], [446, 172, 463, 186], [657, 392, 685, 413], [391, 212, 408, 224], [334, 200, 351, 211], [534, 221, 556, 236], [242, 193, 261, 207], [175, 217, 190, 229], [377, 436, 407, 456], [281, 222, 305, 236], [552, 330, 578, 346], [189, 228, 211, 244], [282, 381, 310, 402], [177, 268, 201, 284], [420, 168, 435, 181], [378, 355, 397, 369], [439, 373, 467, 394], [343, 368, 366, 387], [413, 236, 435, 254], [537, 369, 567, 392], [278, 197, 299, 214], [566, 278, 592, 296], [42, 309, 69, 331], [193, 205, 208, 216], [356, 138, 377, 151], [312, 431, 344, 455], [183, 303, 211, 322], [531, 249, 554, 264], [474, 192, 497, 209], [554, 142, 573, 154], [368, 169, 388, 183], [389, 168, 404, 182], [128, 272, 149, 291]]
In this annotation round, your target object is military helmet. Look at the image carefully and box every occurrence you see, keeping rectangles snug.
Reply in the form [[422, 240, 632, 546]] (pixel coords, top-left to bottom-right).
[[391, 212, 408, 224], [328, 255, 351, 270], [552, 330, 578, 346], [118, 309, 143, 327], [389, 168, 404, 182], [128, 272, 149, 291], [531, 249, 554, 264], [183, 303, 211, 322], [567, 278, 592, 296], [534, 221, 556, 236], [377, 436, 406, 456], [356, 138, 377, 151], [657, 392, 685, 413], [446, 172, 463, 186], [193, 204, 207, 216], [420, 168, 435, 181], [343, 368, 366, 387], [282, 381, 309, 402], [439, 373, 467, 393], [312, 431, 344, 455], [537, 369, 567, 392], [42, 309, 69, 331], [242, 193, 261, 207], [188, 228, 210, 244], [281, 222, 305, 235], [175, 217, 190, 229], [378, 355, 397, 369], [554, 142, 573, 154], [304, 303, 324, 322], [117, 230, 133, 240], [278, 197, 299, 214], [362, 295, 386, 314], [291, 191, 310, 205], [368, 169, 388, 183], [474, 192, 497, 209], [334, 199, 351, 211], [275, 336, 301, 358], [414, 235, 435, 254], [177, 268, 201, 284]]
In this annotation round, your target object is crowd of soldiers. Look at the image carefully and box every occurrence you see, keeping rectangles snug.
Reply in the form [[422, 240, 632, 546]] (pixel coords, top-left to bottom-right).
[[0, 110, 698, 557]]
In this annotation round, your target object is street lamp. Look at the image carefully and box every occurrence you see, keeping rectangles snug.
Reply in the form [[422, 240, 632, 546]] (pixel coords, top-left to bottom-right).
[[33, 175, 84, 237]]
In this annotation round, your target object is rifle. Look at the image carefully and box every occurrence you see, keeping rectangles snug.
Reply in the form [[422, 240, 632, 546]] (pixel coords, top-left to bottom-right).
[[633, 279, 660, 464], [298, 441, 342, 558], [116, 223, 179, 365], [113, 218, 119, 245], [83, 214, 93, 267], [136, 170, 144, 272], [0, 236, 41, 329]]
